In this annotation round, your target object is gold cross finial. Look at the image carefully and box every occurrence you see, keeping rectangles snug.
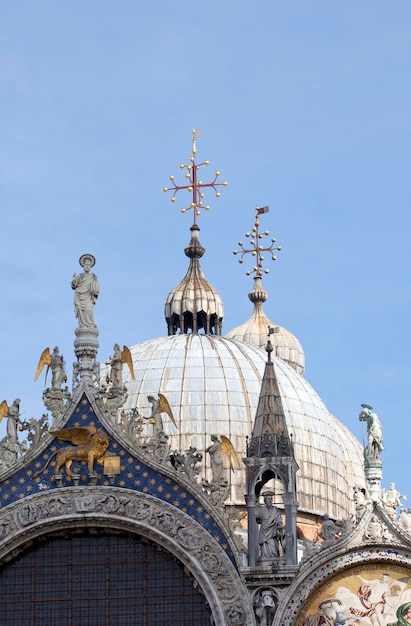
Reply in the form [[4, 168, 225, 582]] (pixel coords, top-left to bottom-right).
[[233, 206, 282, 277], [163, 130, 228, 225]]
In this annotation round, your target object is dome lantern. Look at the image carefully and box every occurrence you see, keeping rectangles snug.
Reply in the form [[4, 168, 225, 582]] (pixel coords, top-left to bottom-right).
[[163, 131, 227, 336]]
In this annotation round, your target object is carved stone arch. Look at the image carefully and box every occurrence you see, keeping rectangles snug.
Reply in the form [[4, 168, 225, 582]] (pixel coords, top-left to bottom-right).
[[0, 486, 256, 626], [248, 463, 288, 500], [278, 547, 411, 625]]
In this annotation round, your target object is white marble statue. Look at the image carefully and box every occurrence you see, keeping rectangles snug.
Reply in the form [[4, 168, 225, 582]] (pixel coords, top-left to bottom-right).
[[382, 482, 407, 520], [71, 254, 99, 328]]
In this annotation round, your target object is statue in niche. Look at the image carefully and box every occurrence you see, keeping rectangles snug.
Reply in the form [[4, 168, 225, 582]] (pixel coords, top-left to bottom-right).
[[255, 494, 284, 559], [71, 254, 99, 328], [34, 346, 67, 389], [147, 393, 177, 435], [359, 404, 383, 461]]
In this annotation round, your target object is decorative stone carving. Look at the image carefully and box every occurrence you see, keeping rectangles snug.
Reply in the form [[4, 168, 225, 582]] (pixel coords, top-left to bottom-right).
[[149, 508, 180, 536], [255, 589, 276, 626], [42, 386, 72, 423], [225, 604, 246, 626], [140, 432, 171, 465], [177, 526, 205, 550], [317, 513, 337, 547], [353, 485, 367, 523], [0, 437, 27, 472], [301, 538, 321, 561], [335, 516, 354, 538], [202, 477, 230, 513], [0, 487, 255, 626], [97, 385, 127, 419], [100, 494, 130, 514], [118, 407, 144, 444], [20, 414, 49, 450], [363, 514, 385, 541], [399, 508, 411, 534], [226, 508, 247, 554], [170, 446, 203, 483]]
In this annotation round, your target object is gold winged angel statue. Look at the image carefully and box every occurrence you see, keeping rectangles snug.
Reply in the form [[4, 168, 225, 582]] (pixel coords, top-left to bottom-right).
[[107, 344, 135, 388], [206, 434, 241, 483], [147, 393, 177, 435], [34, 347, 67, 389]]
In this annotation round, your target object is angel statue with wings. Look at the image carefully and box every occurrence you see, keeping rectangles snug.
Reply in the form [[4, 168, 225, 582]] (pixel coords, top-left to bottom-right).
[[107, 344, 135, 389], [147, 393, 177, 436], [34, 346, 67, 390], [0, 399, 21, 443], [206, 434, 241, 484]]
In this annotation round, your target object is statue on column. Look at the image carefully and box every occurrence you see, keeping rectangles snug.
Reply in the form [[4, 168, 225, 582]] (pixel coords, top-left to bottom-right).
[[359, 404, 383, 461], [71, 254, 100, 328], [34, 347, 70, 422]]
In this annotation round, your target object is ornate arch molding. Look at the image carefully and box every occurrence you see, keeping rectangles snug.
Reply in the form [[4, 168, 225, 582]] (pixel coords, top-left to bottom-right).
[[278, 547, 411, 625], [0, 486, 255, 626]]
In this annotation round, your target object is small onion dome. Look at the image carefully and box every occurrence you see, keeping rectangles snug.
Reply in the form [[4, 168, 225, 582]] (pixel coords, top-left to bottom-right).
[[164, 224, 224, 335], [226, 276, 305, 375]]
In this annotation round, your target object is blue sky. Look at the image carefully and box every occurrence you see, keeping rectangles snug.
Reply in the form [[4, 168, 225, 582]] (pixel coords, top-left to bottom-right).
[[1, 2, 410, 497]]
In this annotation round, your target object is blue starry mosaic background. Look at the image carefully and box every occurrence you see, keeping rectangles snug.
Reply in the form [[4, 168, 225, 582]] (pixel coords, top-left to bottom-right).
[[0, 393, 234, 563]]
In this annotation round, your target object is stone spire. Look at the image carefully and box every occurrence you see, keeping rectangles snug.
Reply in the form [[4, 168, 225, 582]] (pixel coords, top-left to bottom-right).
[[248, 340, 294, 455], [163, 130, 227, 336], [244, 339, 299, 568], [228, 207, 305, 374]]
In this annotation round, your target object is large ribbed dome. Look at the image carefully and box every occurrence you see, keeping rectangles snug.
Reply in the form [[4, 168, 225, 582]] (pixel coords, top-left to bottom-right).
[[110, 334, 365, 519]]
